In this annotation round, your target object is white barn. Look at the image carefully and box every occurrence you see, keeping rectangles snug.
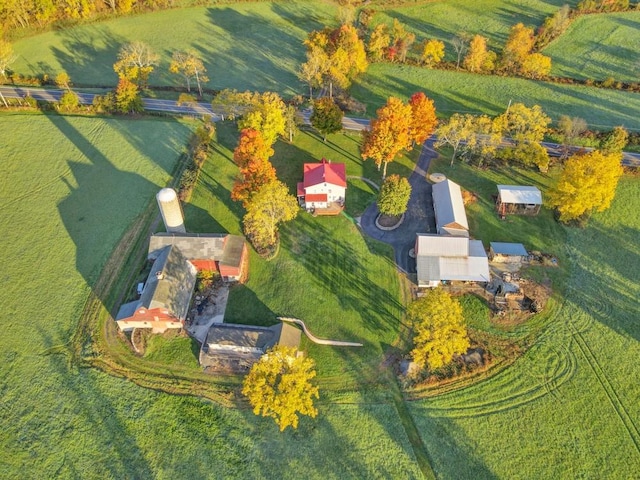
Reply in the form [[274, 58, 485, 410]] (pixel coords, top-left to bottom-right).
[[415, 234, 490, 288], [432, 179, 469, 237]]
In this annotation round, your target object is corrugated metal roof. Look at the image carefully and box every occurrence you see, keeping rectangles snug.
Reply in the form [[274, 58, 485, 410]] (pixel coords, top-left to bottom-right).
[[415, 235, 490, 284], [432, 179, 469, 234], [416, 256, 440, 284], [438, 255, 490, 282], [149, 233, 226, 260], [139, 245, 197, 320], [490, 242, 528, 256], [303, 160, 347, 188], [497, 185, 542, 205], [416, 234, 469, 257]]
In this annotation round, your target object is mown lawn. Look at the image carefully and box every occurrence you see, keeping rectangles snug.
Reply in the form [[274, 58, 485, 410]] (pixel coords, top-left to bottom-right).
[[188, 123, 416, 386], [407, 175, 640, 478], [353, 63, 640, 130], [11, 1, 336, 95], [0, 112, 197, 477], [543, 12, 640, 83]]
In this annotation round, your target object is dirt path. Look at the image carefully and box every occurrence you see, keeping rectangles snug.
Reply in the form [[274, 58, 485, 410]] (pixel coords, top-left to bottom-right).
[[278, 317, 363, 346]]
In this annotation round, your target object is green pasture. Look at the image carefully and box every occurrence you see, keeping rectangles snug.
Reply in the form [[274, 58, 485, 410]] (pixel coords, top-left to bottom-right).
[[0, 113, 196, 476], [11, 2, 336, 95], [408, 176, 640, 478], [372, 0, 570, 57], [353, 63, 640, 130], [543, 12, 640, 83]]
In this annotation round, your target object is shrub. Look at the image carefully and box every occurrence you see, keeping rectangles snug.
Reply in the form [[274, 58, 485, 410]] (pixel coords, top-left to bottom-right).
[[58, 90, 80, 112]]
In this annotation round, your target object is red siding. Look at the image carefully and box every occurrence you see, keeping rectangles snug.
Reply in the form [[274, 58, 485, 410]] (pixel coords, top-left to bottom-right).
[[190, 259, 218, 271], [219, 264, 240, 277]]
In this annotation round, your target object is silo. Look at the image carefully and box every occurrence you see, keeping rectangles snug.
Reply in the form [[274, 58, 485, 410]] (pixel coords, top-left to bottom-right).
[[156, 188, 186, 233]]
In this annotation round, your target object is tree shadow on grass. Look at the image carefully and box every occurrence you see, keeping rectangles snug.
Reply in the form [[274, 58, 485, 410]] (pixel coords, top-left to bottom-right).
[[564, 221, 640, 342], [36, 328, 154, 478], [51, 26, 123, 88], [200, 7, 310, 94]]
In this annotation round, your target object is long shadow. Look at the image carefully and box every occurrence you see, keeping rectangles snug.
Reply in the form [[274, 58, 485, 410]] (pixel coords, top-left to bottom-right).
[[564, 220, 640, 342], [406, 403, 500, 479], [200, 7, 312, 94], [51, 113, 217, 320], [51, 26, 124, 87], [37, 327, 154, 477]]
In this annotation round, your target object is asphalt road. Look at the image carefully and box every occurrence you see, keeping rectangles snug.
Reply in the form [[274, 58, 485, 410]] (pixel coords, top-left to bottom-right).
[[1, 85, 638, 167]]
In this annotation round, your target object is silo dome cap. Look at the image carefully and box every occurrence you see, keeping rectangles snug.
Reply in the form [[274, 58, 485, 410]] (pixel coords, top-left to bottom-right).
[[157, 188, 178, 202]]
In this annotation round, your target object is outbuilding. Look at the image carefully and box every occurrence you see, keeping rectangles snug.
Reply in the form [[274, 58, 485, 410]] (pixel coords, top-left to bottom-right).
[[496, 185, 542, 216], [432, 179, 469, 237], [415, 234, 490, 288], [489, 242, 529, 264], [199, 322, 301, 372], [116, 244, 197, 333]]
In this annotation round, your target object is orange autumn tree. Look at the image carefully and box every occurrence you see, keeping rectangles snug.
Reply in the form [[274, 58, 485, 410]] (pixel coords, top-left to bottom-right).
[[408, 92, 438, 146], [361, 97, 412, 179], [231, 129, 276, 206]]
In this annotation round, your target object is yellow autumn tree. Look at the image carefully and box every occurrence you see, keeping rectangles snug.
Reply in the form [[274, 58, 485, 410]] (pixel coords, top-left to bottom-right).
[[520, 52, 552, 79], [243, 179, 298, 255], [113, 41, 159, 88], [407, 288, 470, 371], [549, 150, 623, 223], [238, 92, 287, 146], [421, 39, 445, 67], [500, 23, 535, 73], [242, 346, 319, 431], [463, 35, 493, 73], [361, 96, 412, 179]]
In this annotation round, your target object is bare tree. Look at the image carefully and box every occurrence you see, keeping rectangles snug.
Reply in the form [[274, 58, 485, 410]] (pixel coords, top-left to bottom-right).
[[0, 40, 18, 78], [451, 33, 469, 70], [557, 115, 588, 160], [169, 50, 209, 97], [114, 41, 159, 88]]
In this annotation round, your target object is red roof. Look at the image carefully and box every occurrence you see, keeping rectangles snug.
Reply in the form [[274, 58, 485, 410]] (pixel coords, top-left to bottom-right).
[[297, 182, 305, 196], [303, 159, 346, 188], [305, 193, 328, 203]]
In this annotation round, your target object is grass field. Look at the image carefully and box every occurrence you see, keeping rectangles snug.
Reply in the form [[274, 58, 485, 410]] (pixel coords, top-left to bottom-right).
[[352, 63, 640, 130], [372, 0, 570, 57], [405, 159, 640, 478], [11, 2, 336, 95], [543, 12, 640, 83]]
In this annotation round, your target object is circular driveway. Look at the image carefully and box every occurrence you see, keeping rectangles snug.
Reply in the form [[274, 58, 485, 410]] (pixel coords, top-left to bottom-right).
[[360, 140, 438, 274]]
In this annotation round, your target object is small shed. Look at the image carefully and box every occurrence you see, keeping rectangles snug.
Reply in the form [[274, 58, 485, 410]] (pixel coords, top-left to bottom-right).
[[496, 185, 542, 216], [489, 242, 529, 264]]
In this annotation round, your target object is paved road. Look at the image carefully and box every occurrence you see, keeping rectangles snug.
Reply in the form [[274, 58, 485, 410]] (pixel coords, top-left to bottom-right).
[[360, 139, 438, 275], [2, 85, 638, 166]]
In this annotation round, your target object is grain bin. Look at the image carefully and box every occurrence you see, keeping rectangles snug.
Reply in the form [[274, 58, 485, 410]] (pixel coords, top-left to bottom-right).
[[156, 188, 186, 233]]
